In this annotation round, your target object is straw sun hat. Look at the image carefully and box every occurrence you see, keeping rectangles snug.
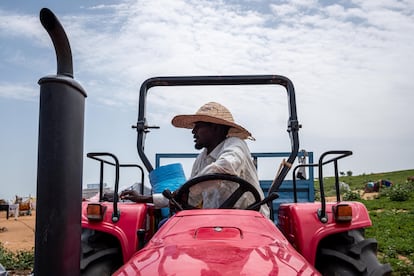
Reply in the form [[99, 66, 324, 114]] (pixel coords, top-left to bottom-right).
[[171, 102, 254, 140]]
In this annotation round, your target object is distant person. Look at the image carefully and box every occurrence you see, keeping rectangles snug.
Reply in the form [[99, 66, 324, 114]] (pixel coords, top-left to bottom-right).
[[121, 102, 269, 217]]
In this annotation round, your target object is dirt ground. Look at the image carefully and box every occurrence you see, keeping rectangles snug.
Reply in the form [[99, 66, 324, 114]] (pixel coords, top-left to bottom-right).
[[326, 191, 379, 202], [361, 192, 380, 200], [0, 211, 35, 252]]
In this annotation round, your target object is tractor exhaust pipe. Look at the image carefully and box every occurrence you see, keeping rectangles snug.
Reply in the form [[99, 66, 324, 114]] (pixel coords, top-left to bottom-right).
[[35, 8, 86, 275]]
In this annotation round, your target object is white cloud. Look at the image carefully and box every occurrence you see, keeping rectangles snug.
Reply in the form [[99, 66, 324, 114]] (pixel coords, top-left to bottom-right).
[[0, 11, 44, 41], [0, 0, 413, 200], [0, 83, 38, 100]]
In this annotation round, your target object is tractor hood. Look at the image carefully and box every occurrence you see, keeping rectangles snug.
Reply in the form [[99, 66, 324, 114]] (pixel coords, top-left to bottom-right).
[[114, 209, 320, 275]]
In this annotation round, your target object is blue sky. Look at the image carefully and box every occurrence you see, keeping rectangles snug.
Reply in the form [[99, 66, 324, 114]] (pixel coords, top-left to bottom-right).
[[1, 0, 413, 201]]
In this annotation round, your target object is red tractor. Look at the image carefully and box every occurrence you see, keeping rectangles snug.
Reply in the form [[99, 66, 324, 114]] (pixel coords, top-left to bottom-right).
[[34, 8, 392, 276]]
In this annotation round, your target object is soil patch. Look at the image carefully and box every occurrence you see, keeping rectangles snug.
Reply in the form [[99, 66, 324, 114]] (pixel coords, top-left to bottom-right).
[[360, 191, 379, 200], [0, 211, 35, 252], [326, 191, 379, 202]]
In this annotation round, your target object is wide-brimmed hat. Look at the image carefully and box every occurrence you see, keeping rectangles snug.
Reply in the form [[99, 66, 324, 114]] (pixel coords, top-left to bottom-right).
[[171, 102, 254, 140]]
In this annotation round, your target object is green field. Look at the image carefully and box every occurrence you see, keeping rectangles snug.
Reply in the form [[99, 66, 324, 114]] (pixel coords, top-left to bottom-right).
[[319, 169, 414, 276]]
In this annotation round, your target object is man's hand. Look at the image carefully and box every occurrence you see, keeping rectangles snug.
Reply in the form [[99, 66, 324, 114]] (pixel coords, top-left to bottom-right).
[[120, 190, 153, 203]]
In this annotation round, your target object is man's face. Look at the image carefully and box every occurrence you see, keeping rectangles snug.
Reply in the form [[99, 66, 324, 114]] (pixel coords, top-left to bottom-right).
[[192, 122, 215, 150]]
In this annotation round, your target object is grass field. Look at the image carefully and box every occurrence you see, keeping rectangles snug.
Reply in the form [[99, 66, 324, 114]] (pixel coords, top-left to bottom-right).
[[319, 169, 414, 275]]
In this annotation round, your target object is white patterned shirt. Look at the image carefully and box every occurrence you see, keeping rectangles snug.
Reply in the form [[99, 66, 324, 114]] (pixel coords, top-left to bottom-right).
[[188, 137, 269, 217], [154, 137, 269, 218]]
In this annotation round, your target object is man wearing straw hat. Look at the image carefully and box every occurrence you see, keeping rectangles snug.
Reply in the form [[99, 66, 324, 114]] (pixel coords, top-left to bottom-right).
[[121, 102, 269, 218]]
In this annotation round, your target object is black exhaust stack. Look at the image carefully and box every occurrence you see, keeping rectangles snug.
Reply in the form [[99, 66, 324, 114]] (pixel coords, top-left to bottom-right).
[[35, 8, 86, 275]]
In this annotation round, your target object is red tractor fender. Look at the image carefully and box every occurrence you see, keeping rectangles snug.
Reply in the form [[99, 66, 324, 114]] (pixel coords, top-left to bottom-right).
[[81, 202, 151, 263], [278, 201, 372, 265]]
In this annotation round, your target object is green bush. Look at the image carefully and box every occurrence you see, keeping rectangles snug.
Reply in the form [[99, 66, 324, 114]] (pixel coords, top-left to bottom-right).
[[342, 190, 361, 200], [314, 190, 320, 201], [0, 242, 34, 271], [405, 181, 414, 192], [389, 184, 411, 202]]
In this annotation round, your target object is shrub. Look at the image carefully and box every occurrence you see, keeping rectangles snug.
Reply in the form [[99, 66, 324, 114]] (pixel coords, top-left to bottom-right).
[[342, 190, 361, 200], [0, 242, 34, 271], [405, 181, 414, 192], [389, 184, 411, 202]]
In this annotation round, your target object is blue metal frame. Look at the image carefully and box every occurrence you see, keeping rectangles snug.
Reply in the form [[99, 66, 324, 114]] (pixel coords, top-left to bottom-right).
[[155, 151, 314, 223]]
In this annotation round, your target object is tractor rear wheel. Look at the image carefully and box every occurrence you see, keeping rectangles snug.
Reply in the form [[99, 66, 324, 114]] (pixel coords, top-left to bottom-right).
[[80, 229, 122, 275], [316, 229, 392, 276], [81, 257, 118, 276]]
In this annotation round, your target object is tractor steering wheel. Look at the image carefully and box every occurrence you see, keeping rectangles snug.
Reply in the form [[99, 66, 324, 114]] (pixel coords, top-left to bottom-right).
[[174, 173, 262, 211]]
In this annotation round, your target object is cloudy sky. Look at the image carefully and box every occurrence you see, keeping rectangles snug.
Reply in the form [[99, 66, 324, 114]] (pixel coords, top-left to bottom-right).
[[0, 0, 413, 201]]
